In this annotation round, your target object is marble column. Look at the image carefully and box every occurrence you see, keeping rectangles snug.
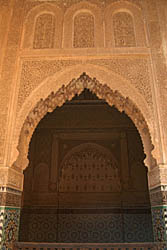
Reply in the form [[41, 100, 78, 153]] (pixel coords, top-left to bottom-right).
[[0, 167, 23, 250]]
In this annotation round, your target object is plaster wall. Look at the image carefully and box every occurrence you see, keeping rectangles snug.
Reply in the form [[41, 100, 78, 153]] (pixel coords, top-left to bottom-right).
[[0, 0, 166, 176], [1, 0, 167, 247]]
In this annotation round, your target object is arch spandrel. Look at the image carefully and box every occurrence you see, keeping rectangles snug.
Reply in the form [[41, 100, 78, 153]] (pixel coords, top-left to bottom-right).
[[11, 66, 155, 175]]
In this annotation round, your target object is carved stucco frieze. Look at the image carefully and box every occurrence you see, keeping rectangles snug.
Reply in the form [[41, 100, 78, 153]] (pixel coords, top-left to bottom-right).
[[0, 0, 10, 7], [89, 58, 153, 110], [13, 72, 154, 172], [8, 168, 23, 191], [0, 0, 24, 164], [160, 81, 167, 142], [25, 0, 142, 11], [17, 60, 83, 110], [17, 58, 153, 112], [0, 115, 7, 163], [153, 54, 167, 153], [23, 0, 144, 49], [145, 0, 167, 164], [148, 168, 161, 190], [0, 168, 8, 186]]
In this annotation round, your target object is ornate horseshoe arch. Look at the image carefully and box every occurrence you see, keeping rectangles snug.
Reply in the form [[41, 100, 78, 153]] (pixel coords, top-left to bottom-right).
[[13, 72, 155, 171]]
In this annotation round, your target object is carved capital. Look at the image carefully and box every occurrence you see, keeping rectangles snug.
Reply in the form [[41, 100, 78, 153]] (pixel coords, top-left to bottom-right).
[[0, 167, 24, 191], [148, 165, 167, 190], [150, 185, 167, 206]]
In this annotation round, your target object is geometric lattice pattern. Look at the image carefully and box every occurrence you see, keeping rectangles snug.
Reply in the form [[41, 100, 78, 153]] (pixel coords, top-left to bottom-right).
[[19, 210, 153, 243], [60, 143, 120, 193], [123, 214, 153, 242]]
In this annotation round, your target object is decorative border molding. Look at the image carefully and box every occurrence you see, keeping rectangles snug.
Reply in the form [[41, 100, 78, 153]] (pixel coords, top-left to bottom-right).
[[0, 187, 22, 195]]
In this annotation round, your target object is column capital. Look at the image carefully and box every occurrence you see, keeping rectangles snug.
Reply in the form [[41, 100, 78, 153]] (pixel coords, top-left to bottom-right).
[[0, 166, 23, 191], [0, 166, 23, 207], [148, 164, 167, 190]]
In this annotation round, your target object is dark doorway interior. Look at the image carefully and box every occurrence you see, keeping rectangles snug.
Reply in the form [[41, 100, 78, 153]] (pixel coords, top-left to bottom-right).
[[19, 89, 153, 243]]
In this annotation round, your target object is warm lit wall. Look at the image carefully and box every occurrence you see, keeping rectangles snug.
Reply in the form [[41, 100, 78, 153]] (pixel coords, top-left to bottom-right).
[[1, 0, 167, 247]]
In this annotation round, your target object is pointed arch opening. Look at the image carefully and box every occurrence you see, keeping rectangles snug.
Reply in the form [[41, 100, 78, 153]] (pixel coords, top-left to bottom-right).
[[13, 73, 154, 173], [18, 87, 154, 243]]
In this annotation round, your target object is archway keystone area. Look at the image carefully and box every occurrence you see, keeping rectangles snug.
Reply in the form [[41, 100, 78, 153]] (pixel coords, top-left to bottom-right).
[[14, 72, 154, 171]]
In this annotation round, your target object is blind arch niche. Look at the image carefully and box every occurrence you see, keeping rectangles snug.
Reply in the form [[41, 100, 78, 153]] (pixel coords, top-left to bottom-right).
[[113, 11, 136, 47], [73, 12, 95, 48], [33, 13, 55, 49]]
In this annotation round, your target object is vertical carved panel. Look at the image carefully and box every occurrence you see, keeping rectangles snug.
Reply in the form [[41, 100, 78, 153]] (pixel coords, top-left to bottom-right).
[[34, 132, 52, 166], [0, 13, 1, 28], [33, 14, 55, 49], [73, 12, 94, 48], [34, 163, 49, 192], [113, 12, 136, 47], [127, 131, 148, 192], [32, 132, 52, 192]]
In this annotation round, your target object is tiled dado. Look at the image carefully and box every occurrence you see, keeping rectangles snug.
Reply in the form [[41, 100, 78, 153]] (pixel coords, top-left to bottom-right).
[[0, 187, 21, 249], [19, 208, 153, 243], [0, 207, 20, 250], [151, 206, 167, 242], [149, 185, 167, 242], [13, 242, 160, 250]]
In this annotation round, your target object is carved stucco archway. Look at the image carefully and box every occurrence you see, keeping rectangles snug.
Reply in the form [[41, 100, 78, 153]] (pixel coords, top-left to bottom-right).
[[13, 72, 155, 172]]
